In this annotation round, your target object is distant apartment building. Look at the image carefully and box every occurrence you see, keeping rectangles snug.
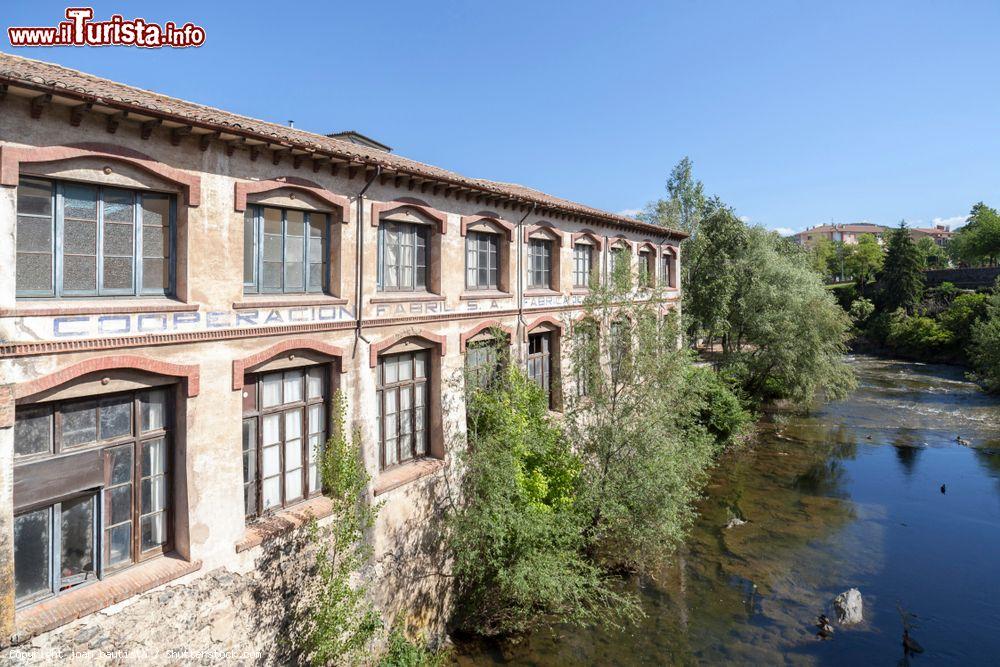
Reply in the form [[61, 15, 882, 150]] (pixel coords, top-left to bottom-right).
[[790, 223, 955, 249]]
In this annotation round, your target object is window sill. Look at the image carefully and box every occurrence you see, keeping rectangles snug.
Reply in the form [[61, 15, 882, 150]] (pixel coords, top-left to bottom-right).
[[233, 295, 348, 309], [235, 495, 334, 553], [523, 289, 562, 298], [570, 287, 591, 295], [459, 290, 512, 301], [373, 458, 447, 496], [369, 293, 444, 304], [12, 554, 201, 643], [1, 298, 196, 318]]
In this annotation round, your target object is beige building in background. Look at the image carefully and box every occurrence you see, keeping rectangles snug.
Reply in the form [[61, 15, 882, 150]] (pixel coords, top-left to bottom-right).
[[791, 222, 955, 249], [0, 54, 684, 659]]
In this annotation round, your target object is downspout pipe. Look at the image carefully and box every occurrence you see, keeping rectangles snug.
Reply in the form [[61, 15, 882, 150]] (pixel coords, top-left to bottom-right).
[[354, 165, 382, 345], [516, 202, 537, 358]]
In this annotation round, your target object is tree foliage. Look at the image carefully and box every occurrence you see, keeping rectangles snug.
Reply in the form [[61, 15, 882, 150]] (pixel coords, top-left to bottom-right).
[[949, 203, 1000, 267], [969, 281, 1000, 392], [683, 209, 856, 406], [297, 392, 383, 666], [448, 367, 633, 636], [878, 222, 925, 314], [637, 156, 706, 234], [845, 233, 884, 291]]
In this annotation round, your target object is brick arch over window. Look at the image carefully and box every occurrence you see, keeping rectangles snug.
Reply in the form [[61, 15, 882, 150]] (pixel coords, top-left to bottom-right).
[[14, 355, 201, 403], [460, 320, 514, 352], [637, 241, 657, 254], [0, 142, 201, 205], [525, 222, 565, 246], [526, 314, 564, 334], [232, 338, 347, 391], [571, 229, 603, 249], [460, 214, 514, 241], [369, 330, 447, 367], [609, 236, 634, 253], [371, 198, 448, 234], [233, 176, 350, 223]]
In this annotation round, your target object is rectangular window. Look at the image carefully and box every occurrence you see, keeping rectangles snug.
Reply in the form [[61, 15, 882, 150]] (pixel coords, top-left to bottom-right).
[[527, 239, 552, 289], [466, 232, 499, 290], [610, 321, 629, 382], [662, 253, 676, 288], [242, 367, 327, 518], [527, 332, 552, 407], [573, 243, 593, 288], [639, 250, 654, 287], [243, 205, 328, 294], [15, 177, 175, 298], [378, 221, 429, 292], [377, 351, 429, 469], [12, 388, 172, 608], [610, 247, 629, 283], [575, 324, 598, 397], [466, 339, 505, 390]]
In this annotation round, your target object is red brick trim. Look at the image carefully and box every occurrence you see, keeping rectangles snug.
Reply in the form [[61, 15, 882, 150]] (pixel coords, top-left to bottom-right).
[[368, 330, 447, 367], [571, 229, 603, 249], [234, 176, 350, 223], [525, 314, 564, 333], [525, 222, 565, 247], [0, 142, 201, 206], [14, 355, 200, 401], [14, 354, 200, 400], [459, 320, 514, 352], [371, 198, 448, 234], [232, 338, 346, 390], [13, 555, 201, 642], [660, 244, 678, 256], [460, 214, 514, 241], [235, 496, 333, 553], [637, 241, 657, 254], [609, 236, 634, 253]]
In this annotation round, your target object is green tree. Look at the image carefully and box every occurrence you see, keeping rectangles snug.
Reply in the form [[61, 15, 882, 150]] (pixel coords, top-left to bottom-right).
[[949, 203, 1000, 266], [914, 236, 947, 269], [297, 392, 383, 665], [568, 279, 750, 574], [878, 222, 925, 314], [844, 233, 884, 294], [638, 156, 707, 234], [447, 367, 632, 636], [810, 239, 840, 281], [684, 209, 856, 406], [969, 281, 1000, 392]]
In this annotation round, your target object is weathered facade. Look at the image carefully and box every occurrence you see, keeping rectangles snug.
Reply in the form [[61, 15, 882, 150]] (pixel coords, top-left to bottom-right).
[[0, 53, 683, 662]]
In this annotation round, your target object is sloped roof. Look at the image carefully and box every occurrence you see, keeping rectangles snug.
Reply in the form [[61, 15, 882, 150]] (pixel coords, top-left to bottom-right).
[[0, 52, 686, 240]]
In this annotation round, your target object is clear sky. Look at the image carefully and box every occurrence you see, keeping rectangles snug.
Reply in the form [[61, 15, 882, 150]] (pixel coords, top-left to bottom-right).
[[5, 1, 1000, 234]]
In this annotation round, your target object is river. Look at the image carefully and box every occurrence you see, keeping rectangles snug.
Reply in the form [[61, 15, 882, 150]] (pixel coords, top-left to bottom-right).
[[454, 356, 1000, 665]]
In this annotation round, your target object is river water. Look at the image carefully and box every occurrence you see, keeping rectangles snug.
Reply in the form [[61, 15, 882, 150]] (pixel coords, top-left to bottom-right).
[[454, 356, 1000, 666]]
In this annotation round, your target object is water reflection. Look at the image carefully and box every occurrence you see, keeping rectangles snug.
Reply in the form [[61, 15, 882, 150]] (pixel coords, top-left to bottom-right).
[[454, 357, 1000, 666]]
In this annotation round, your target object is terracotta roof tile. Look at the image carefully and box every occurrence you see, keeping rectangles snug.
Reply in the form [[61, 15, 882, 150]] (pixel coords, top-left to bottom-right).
[[0, 53, 686, 240]]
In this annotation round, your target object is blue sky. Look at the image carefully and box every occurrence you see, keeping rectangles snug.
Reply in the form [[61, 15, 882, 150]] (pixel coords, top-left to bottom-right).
[[5, 1, 1000, 234]]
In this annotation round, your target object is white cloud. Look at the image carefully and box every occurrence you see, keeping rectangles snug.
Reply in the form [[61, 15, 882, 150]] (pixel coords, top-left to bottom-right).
[[739, 215, 751, 223], [618, 208, 643, 217], [773, 227, 796, 237]]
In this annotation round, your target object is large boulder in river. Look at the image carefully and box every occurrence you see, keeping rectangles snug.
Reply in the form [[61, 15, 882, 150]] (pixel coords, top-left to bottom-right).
[[833, 588, 863, 625]]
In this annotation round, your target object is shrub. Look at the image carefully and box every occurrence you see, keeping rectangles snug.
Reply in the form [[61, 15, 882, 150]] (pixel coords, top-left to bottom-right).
[[448, 368, 632, 636], [938, 292, 989, 342], [886, 312, 954, 355], [969, 282, 1000, 392], [848, 297, 875, 325], [378, 623, 447, 667], [686, 365, 753, 447]]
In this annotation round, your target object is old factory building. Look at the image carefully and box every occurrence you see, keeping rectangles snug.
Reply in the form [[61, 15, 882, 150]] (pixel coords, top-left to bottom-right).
[[0, 53, 683, 659]]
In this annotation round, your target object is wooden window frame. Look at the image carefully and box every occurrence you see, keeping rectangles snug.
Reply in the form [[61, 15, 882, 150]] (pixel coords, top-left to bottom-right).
[[377, 221, 430, 293], [465, 231, 500, 291], [243, 204, 329, 295], [15, 176, 177, 299], [527, 239, 553, 289], [377, 351, 430, 471], [573, 243, 594, 288], [527, 331, 553, 407], [465, 337, 508, 390], [241, 367, 328, 519], [11, 388, 174, 609]]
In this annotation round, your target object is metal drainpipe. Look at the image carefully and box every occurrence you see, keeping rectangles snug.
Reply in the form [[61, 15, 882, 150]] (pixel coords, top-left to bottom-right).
[[516, 202, 537, 361], [354, 165, 382, 345]]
